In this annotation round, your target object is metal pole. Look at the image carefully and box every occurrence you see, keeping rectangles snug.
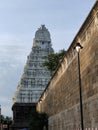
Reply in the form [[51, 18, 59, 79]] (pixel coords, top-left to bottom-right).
[[77, 52, 84, 130]]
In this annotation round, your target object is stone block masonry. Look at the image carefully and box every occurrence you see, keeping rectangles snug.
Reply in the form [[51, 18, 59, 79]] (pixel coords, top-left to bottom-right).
[[37, 1, 98, 130]]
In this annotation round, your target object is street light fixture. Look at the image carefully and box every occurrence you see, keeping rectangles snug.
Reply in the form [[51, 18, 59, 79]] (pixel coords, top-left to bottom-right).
[[74, 42, 84, 130]]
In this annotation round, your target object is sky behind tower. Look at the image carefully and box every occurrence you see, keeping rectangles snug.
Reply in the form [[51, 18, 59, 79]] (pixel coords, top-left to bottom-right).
[[0, 0, 95, 117]]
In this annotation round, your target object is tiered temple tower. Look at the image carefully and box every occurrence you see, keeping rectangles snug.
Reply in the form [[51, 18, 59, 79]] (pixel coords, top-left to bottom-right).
[[12, 25, 54, 130]]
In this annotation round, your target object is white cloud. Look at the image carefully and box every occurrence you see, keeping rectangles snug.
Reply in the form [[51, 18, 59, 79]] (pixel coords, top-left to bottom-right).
[[0, 0, 95, 117], [0, 97, 9, 104], [0, 45, 30, 116]]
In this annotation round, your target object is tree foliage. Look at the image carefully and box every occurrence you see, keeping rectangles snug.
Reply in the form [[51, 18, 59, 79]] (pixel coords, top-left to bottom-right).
[[43, 49, 66, 75], [1, 115, 12, 124]]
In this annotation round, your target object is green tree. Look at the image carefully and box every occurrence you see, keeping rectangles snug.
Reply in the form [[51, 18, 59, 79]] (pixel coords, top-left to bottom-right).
[[1, 115, 12, 124], [1, 115, 12, 130], [4, 116, 12, 125], [43, 49, 66, 75]]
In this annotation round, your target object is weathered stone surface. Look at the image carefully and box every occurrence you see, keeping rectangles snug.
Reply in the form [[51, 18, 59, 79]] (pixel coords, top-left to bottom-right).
[[37, 1, 98, 130]]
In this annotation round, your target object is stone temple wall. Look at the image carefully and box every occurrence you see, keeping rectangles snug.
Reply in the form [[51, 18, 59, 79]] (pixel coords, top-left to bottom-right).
[[37, 1, 98, 130]]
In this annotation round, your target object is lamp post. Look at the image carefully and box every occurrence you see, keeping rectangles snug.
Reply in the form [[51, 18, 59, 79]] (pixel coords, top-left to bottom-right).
[[74, 42, 84, 130]]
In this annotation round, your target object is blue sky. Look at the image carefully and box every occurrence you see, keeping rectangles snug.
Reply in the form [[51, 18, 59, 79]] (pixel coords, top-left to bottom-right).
[[0, 0, 95, 117]]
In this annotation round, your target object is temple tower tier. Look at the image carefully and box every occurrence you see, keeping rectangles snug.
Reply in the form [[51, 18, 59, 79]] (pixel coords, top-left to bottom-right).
[[13, 25, 54, 104], [12, 25, 54, 130]]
